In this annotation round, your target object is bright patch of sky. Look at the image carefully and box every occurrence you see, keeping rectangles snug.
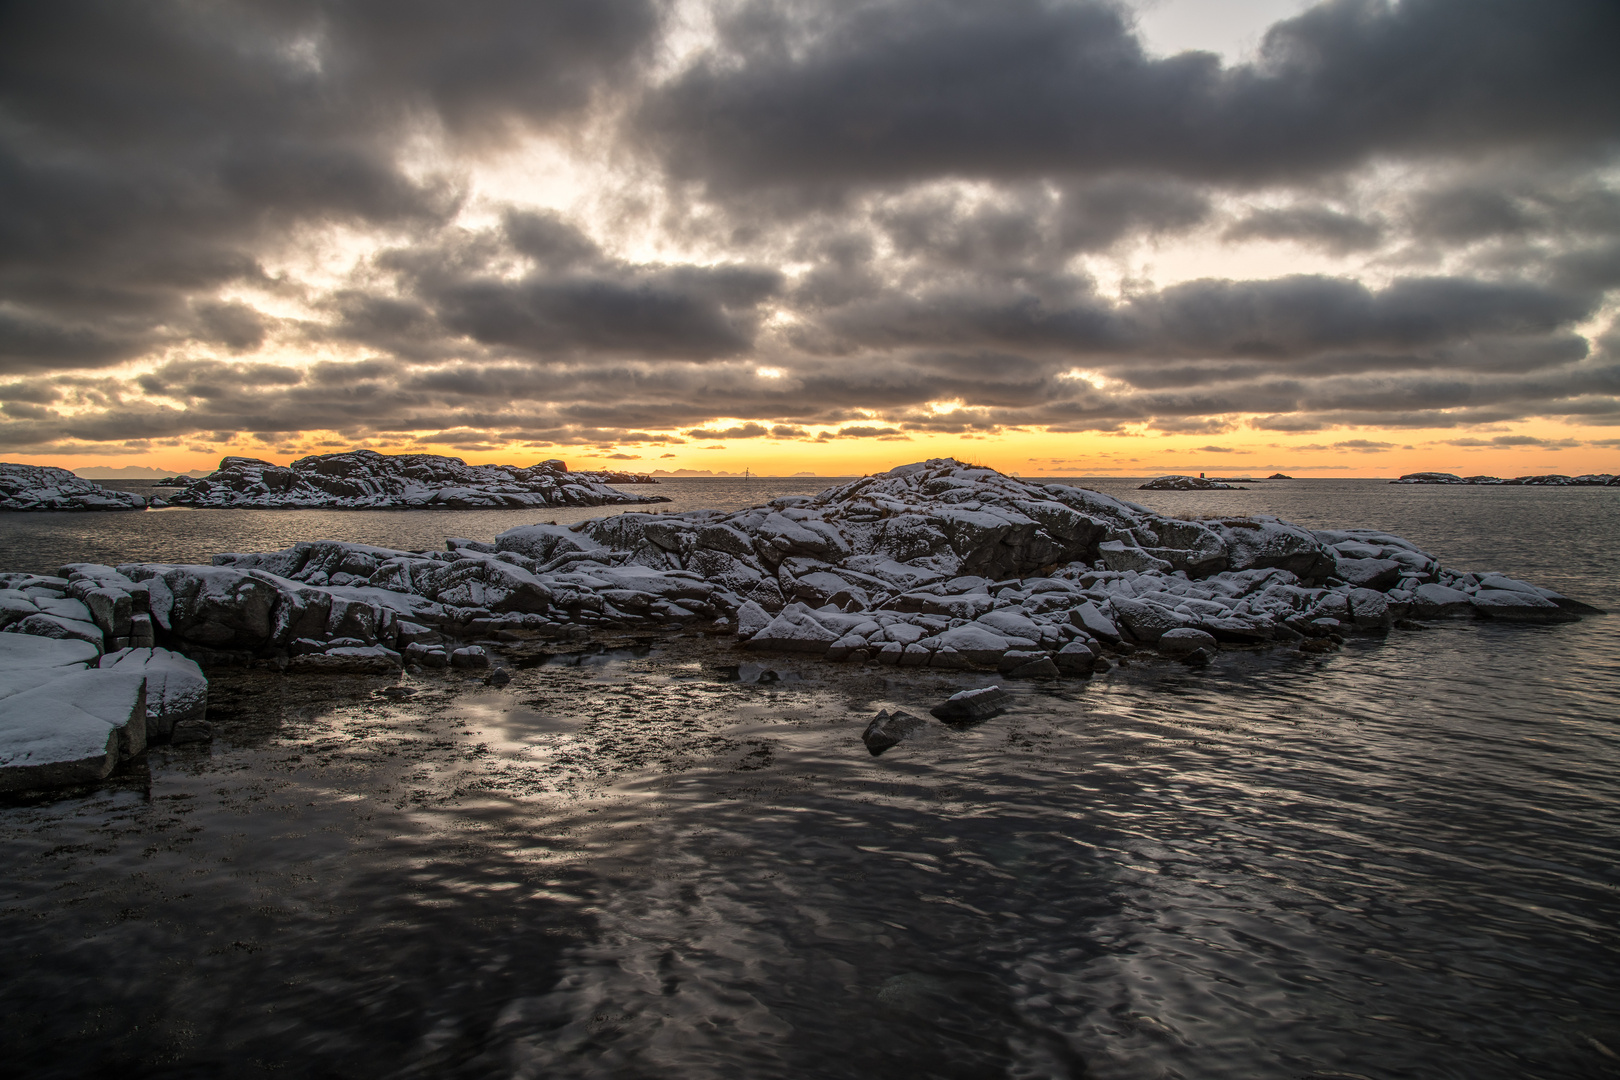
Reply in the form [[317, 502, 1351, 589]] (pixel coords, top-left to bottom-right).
[[1128, 0, 1314, 62]]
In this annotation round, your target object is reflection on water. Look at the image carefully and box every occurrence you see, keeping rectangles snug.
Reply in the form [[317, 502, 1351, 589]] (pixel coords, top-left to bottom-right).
[[2, 616, 1617, 1078], [2, 482, 1618, 1077]]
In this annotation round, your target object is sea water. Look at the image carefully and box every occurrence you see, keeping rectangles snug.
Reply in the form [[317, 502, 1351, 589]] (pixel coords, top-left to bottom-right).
[[0, 479, 1616, 1078]]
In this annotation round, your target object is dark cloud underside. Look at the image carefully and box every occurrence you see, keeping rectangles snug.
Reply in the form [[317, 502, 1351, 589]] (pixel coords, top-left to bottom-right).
[[0, 0, 1616, 453]]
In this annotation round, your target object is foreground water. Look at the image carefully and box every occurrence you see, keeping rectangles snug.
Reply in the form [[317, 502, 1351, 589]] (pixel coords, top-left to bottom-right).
[[1, 480, 1617, 1077]]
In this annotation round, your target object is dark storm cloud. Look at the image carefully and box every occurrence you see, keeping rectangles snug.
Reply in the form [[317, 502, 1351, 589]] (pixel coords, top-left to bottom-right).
[[1, 0, 1617, 454], [324, 216, 785, 362], [638, 0, 1620, 195], [872, 177, 1209, 272], [820, 273, 1597, 360], [0, 0, 661, 371]]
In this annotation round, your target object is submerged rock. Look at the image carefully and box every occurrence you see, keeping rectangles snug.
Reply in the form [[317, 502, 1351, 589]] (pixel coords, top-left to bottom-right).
[[0, 464, 147, 512], [861, 709, 929, 754], [165, 450, 669, 509]]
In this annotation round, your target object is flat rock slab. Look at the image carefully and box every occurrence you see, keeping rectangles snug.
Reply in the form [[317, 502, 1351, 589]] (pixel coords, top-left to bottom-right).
[[99, 648, 207, 740], [931, 685, 1011, 724], [0, 633, 98, 671], [0, 670, 146, 792]]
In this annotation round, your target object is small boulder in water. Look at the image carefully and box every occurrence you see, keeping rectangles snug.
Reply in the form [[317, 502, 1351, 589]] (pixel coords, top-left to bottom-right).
[[862, 709, 928, 755], [930, 685, 1011, 724]]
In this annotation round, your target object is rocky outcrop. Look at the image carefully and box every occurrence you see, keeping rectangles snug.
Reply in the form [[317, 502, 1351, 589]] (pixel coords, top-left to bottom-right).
[[1139, 475, 1244, 490], [165, 450, 669, 509], [0, 463, 148, 511], [1393, 472, 1618, 486], [0, 458, 1599, 790]]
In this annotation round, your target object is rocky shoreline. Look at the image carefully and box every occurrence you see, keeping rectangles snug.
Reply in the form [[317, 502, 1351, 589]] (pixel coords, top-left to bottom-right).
[[1, 458, 1603, 793], [162, 450, 668, 508], [1394, 471, 1618, 486], [1, 452, 667, 512]]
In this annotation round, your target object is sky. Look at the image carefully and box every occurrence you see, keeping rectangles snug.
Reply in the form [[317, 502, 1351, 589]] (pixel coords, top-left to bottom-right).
[[2, 0, 1618, 479]]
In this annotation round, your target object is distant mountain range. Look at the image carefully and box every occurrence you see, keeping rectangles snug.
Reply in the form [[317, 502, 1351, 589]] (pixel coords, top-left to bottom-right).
[[71, 466, 182, 479]]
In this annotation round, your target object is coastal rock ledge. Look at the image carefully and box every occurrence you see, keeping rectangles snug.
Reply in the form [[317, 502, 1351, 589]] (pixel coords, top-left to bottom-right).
[[1, 459, 1603, 792], [1, 463, 148, 511], [165, 450, 669, 509]]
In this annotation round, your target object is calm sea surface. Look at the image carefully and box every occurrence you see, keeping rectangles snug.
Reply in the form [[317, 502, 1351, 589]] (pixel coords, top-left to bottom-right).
[[1, 478, 1617, 1078]]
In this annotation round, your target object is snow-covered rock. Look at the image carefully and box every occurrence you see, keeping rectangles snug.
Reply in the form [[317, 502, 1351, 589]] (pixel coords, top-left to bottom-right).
[[930, 686, 1011, 723], [99, 648, 207, 739], [3, 458, 1594, 690], [1138, 475, 1242, 490], [0, 670, 146, 792], [1392, 472, 1618, 486], [165, 451, 669, 509], [0, 463, 148, 511], [1157, 627, 1218, 657]]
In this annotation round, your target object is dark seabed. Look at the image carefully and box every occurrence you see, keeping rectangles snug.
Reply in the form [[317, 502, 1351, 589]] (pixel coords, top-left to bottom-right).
[[1, 479, 1617, 1078]]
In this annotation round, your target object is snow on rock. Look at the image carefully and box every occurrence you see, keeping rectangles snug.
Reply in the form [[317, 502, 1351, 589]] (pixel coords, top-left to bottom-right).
[[1157, 627, 1218, 658], [0, 463, 148, 511], [99, 648, 207, 740], [930, 686, 1012, 723], [0, 670, 146, 792], [2, 459, 1596, 699], [1393, 472, 1618, 486], [165, 451, 669, 509], [1138, 475, 1243, 490]]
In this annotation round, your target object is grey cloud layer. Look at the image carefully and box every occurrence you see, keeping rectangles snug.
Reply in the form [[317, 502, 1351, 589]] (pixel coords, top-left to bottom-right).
[[0, 0, 1617, 453], [640, 0, 1620, 193]]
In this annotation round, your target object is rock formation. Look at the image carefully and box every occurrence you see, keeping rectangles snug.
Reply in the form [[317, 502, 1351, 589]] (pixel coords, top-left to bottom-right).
[[2, 458, 1602, 789], [165, 450, 669, 508], [1393, 472, 1618, 485], [0, 463, 149, 511], [1139, 475, 1244, 490]]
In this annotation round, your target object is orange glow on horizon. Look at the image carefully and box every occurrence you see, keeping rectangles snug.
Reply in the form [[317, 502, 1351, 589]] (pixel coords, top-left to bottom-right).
[[21, 420, 1619, 479]]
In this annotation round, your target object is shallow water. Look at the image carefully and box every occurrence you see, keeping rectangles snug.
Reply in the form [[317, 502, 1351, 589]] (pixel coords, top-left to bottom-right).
[[1, 480, 1618, 1077]]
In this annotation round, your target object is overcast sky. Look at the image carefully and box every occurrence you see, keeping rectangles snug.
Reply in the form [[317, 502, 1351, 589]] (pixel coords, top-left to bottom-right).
[[2, 0, 1617, 476]]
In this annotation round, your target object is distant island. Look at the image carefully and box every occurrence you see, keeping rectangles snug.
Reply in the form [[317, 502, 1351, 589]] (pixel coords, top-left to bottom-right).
[[1393, 472, 1618, 486], [1139, 475, 1246, 490], [1, 452, 669, 511]]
